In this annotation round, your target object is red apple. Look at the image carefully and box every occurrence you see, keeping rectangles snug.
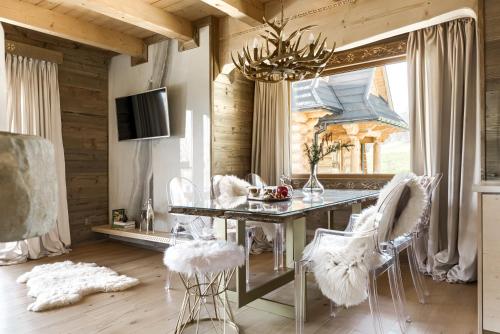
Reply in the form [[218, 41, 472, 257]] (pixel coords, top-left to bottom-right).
[[277, 186, 288, 198]]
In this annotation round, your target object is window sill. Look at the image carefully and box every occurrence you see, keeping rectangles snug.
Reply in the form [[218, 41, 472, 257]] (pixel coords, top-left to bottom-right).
[[292, 174, 394, 180]]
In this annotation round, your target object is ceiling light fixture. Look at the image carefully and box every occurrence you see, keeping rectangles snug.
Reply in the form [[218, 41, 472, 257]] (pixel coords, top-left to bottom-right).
[[231, 0, 335, 83]]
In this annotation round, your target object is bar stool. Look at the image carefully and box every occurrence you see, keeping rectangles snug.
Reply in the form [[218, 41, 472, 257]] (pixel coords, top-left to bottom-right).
[[164, 239, 245, 334]]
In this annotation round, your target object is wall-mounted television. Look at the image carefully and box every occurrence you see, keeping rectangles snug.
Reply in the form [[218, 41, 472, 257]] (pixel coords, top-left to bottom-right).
[[115, 87, 170, 141]]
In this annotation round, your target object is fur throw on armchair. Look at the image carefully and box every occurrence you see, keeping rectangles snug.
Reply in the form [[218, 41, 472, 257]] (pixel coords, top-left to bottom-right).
[[309, 173, 428, 307], [352, 172, 428, 239], [308, 234, 377, 307]]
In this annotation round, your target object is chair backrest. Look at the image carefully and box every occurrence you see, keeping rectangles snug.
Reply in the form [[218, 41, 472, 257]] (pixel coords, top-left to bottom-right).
[[210, 175, 222, 199], [246, 173, 267, 187], [347, 180, 409, 252], [280, 174, 292, 187], [167, 177, 214, 240], [167, 177, 202, 208], [373, 179, 411, 244], [418, 173, 443, 228]]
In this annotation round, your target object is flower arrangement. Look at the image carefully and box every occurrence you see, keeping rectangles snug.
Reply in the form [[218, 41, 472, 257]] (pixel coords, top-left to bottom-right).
[[304, 133, 351, 166]]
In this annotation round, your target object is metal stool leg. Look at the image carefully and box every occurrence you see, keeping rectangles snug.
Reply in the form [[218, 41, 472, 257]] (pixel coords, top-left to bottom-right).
[[174, 268, 239, 334]]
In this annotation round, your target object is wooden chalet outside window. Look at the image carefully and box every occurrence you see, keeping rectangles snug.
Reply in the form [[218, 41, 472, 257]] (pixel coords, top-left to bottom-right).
[[290, 34, 410, 179]]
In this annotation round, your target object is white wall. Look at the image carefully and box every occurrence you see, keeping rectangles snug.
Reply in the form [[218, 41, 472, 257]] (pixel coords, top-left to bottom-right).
[[108, 26, 211, 232]]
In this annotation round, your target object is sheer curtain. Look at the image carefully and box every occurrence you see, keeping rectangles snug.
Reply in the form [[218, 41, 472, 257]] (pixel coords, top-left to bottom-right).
[[251, 81, 291, 185], [0, 53, 70, 265], [407, 18, 479, 282]]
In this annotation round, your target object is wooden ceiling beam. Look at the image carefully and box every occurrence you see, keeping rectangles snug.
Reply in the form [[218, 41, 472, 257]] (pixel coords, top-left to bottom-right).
[[63, 0, 194, 42], [200, 0, 264, 26], [0, 0, 144, 57]]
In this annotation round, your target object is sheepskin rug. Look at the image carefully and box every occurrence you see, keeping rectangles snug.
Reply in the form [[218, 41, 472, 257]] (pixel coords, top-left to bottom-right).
[[308, 173, 428, 307], [164, 240, 245, 276], [17, 261, 140, 312]]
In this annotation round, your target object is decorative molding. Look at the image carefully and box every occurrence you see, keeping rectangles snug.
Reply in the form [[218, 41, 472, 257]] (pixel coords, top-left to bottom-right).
[[5, 40, 15, 52], [225, 0, 356, 40], [292, 175, 391, 190], [326, 38, 407, 72]]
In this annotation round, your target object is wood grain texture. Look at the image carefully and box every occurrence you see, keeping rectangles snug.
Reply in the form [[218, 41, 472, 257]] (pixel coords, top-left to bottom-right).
[[0, 240, 477, 334], [485, 0, 500, 180], [200, 0, 264, 26], [212, 71, 255, 178], [0, 0, 144, 56], [3, 24, 113, 244], [482, 194, 500, 332], [61, 0, 194, 41]]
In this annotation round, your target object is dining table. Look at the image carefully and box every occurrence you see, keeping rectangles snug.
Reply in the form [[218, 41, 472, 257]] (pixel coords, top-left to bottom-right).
[[168, 188, 379, 319]]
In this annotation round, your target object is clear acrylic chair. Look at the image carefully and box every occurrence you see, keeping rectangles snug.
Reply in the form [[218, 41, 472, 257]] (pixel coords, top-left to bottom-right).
[[296, 182, 411, 334], [165, 177, 216, 290], [391, 173, 443, 304], [210, 175, 255, 284], [246, 173, 285, 270]]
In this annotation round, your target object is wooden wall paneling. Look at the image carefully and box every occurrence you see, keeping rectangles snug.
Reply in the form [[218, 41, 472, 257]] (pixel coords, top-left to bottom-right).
[[485, 0, 500, 180], [212, 71, 255, 178], [5, 39, 63, 63], [3, 23, 113, 244]]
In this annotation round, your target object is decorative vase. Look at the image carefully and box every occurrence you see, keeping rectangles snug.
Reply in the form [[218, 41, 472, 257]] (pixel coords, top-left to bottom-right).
[[302, 163, 324, 198]]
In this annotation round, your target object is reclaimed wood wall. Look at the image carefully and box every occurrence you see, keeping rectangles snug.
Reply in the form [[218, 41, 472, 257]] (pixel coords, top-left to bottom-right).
[[485, 0, 500, 180], [3, 24, 113, 244], [212, 71, 254, 178]]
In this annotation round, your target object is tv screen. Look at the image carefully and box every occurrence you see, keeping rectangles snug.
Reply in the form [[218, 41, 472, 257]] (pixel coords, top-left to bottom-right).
[[115, 87, 170, 141]]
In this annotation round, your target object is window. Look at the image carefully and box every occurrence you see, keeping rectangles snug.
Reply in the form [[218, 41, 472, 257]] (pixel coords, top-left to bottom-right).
[[290, 62, 410, 175]]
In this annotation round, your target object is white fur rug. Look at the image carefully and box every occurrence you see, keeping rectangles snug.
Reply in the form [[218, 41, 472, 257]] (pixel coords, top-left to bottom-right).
[[17, 261, 140, 312]]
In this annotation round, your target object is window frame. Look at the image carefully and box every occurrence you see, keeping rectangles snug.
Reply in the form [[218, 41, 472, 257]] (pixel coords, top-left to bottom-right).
[[289, 34, 409, 180]]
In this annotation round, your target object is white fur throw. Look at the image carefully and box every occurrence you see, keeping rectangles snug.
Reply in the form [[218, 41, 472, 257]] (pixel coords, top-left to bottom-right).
[[307, 234, 378, 307], [17, 261, 139, 312], [352, 172, 428, 239], [212, 175, 275, 242], [164, 240, 245, 276], [213, 175, 250, 198], [308, 173, 428, 307]]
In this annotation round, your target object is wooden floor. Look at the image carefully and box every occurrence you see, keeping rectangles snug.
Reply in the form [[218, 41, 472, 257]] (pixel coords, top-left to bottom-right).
[[0, 240, 477, 334]]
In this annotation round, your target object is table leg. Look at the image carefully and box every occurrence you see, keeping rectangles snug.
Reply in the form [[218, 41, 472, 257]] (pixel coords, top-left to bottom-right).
[[287, 217, 307, 322], [327, 210, 334, 230], [286, 217, 306, 269], [236, 219, 246, 304]]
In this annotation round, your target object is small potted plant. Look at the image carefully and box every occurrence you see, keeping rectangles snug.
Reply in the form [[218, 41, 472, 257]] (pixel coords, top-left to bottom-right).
[[303, 132, 350, 198]]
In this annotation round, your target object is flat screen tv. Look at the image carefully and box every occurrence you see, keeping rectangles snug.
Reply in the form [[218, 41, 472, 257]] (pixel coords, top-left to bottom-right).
[[115, 87, 170, 141]]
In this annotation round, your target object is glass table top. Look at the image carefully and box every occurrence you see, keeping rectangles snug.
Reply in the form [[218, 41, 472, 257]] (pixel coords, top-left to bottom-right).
[[170, 189, 379, 217]]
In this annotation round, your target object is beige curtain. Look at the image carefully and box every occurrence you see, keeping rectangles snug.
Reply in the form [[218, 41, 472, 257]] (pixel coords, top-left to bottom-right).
[[251, 81, 291, 185], [0, 53, 70, 265], [408, 18, 479, 282]]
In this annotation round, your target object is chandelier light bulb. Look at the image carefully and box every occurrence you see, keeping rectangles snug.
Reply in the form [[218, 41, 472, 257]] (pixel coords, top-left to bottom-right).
[[253, 38, 259, 49], [309, 33, 315, 45]]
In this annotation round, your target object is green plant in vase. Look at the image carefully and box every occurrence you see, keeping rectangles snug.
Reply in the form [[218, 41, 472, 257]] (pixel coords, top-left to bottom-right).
[[303, 132, 351, 198]]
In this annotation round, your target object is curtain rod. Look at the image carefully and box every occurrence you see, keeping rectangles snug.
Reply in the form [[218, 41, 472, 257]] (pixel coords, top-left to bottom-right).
[[5, 39, 63, 64]]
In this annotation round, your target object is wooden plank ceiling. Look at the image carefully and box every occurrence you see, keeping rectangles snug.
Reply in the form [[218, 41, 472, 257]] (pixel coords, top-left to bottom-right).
[[0, 0, 272, 57]]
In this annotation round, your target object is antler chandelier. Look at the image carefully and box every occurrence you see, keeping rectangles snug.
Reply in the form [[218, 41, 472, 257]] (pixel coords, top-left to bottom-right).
[[231, 0, 335, 83]]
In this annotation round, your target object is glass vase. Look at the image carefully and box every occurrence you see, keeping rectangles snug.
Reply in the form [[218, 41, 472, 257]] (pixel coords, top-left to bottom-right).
[[302, 163, 324, 198]]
